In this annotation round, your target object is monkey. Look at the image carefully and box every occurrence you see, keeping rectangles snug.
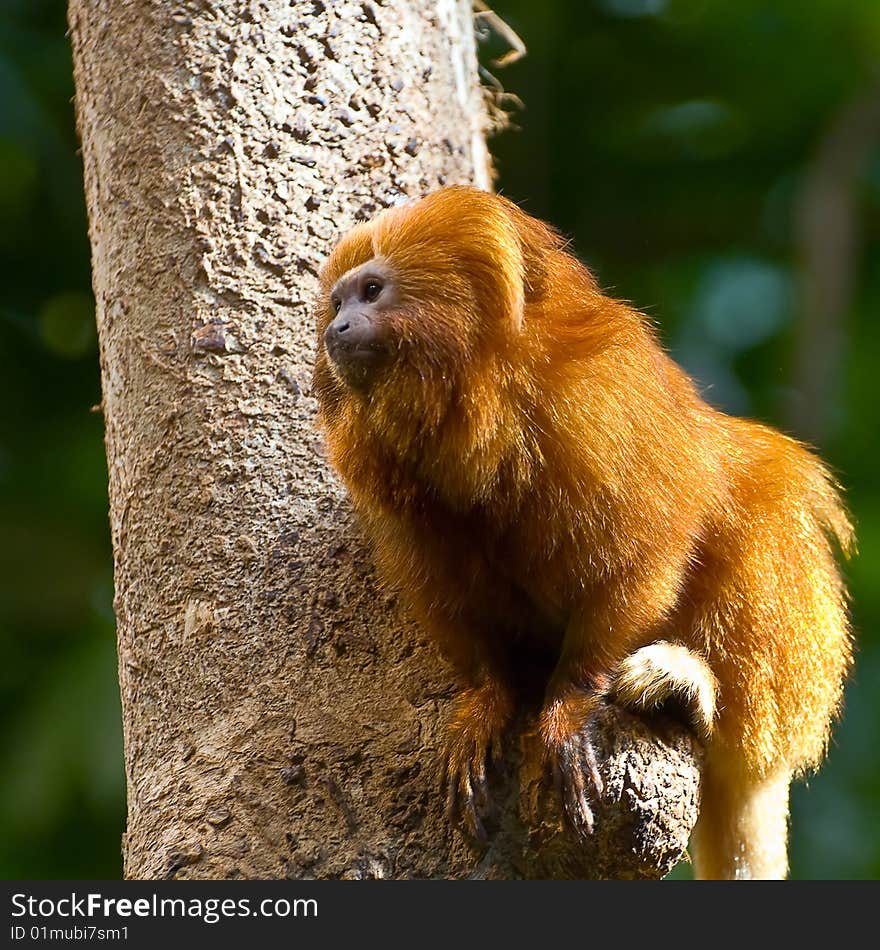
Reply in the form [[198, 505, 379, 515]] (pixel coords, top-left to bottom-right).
[[312, 185, 854, 880]]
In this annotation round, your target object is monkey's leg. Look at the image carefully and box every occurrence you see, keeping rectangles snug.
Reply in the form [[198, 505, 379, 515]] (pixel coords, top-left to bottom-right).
[[691, 764, 791, 879], [374, 532, 517, 843], [536, 568, 688, 837], [443, 673, 514, 844]]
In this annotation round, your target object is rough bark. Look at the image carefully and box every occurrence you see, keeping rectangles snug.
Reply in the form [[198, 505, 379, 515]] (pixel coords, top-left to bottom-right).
[[69, 0, 701, 880]]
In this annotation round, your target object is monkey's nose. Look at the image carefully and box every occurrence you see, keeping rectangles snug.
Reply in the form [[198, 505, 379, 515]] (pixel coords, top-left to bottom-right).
[[325, 315, 364, 349], [324, 313, 376, 352], [323, 313, 387, 389]]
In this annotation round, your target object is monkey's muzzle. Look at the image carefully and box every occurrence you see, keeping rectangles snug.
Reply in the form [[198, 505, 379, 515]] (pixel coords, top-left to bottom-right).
[[324, 313, 387, 389]]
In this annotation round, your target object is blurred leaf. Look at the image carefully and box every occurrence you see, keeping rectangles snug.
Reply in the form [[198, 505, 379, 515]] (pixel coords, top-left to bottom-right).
[[633, 99, 749, 161], [598, 0, 668, 17], [692, 256, 793, 348], [38, 290, 96, 359], [0, 137, 37, 218]]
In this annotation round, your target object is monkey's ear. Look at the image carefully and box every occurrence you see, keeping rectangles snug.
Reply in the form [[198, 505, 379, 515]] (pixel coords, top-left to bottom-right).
[[490, 212, 527, 333], [501, 198, 562, 308], [517, 234, 548, 310], [370, 186, 557, 333], [451, 191, 559, 332]]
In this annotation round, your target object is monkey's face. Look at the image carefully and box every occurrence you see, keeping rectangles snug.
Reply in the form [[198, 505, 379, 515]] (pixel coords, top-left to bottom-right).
[[315, 188, 550, 436], [323, 259, 399, 391], [319, 253, 487, 411]]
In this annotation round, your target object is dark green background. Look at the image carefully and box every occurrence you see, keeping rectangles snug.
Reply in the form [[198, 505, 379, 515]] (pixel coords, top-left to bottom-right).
[[1, 0, 877, 879]]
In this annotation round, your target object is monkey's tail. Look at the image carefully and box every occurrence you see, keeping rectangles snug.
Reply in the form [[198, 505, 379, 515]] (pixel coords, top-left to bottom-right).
[[611, 643, 793, 879]]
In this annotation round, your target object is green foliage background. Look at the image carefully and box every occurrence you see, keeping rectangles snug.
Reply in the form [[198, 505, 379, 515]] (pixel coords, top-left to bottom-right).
[[0, 0, 877, 878]]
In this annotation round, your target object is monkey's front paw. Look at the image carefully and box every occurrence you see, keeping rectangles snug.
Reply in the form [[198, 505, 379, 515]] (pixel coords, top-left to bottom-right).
[[442, 733, 492, 845], [547, 731, 603, 838], [441, 683, 512, 844], [533, 690, 604, 838]]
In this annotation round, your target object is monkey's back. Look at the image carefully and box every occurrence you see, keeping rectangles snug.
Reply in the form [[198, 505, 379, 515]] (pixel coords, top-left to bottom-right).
[[522, 315, 853, 777], [673, 415, 853, 776]]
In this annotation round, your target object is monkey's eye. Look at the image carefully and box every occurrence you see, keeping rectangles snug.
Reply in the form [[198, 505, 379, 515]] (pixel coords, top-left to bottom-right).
[[363, 279, 383, 303], [331, 297, 341, 314]]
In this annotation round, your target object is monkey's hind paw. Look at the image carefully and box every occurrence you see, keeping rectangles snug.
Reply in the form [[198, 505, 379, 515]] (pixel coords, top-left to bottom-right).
[[548, 732, 603, 839], [611, 641, 718, 741]]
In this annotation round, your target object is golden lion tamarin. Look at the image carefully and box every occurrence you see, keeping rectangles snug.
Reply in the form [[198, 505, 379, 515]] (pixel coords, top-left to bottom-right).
[[312, 185, 853, 880]]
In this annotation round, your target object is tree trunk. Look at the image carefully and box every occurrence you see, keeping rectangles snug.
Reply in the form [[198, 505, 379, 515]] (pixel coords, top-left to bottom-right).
[[69, 0, 700, 879]]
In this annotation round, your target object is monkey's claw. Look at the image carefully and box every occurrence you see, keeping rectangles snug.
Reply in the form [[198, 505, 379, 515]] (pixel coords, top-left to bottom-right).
[[549, 732, 604, 838]]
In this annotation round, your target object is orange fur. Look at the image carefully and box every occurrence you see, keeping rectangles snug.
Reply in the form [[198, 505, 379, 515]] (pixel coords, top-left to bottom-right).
[[313, 186, 854, 877]]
